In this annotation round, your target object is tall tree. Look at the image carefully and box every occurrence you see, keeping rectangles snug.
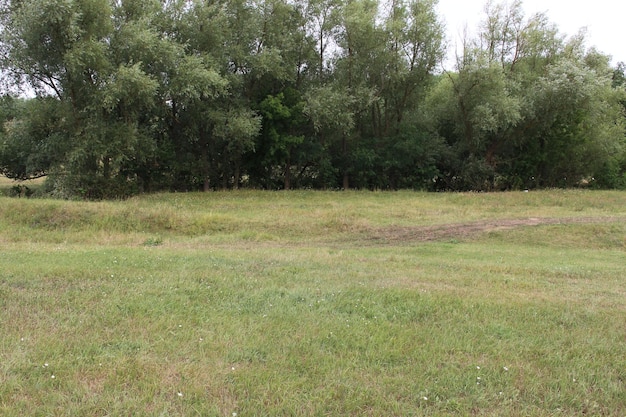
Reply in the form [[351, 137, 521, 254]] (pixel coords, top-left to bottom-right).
[[428, 0, 625, 190]]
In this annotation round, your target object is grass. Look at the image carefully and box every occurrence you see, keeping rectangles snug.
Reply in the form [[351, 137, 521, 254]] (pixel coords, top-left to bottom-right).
[[1, 189, 625, 415]]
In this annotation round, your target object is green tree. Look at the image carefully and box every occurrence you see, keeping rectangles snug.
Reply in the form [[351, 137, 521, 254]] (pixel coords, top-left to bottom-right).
[[428, 0, 625, 190], [253, 92, 304, 189], [375, 0, 444, 136], [0, 97, 67, 180], [0, 0, 164, 197], [514, 53, 625, 188]]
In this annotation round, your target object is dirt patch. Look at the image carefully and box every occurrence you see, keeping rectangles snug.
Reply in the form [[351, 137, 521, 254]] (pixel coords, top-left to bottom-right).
[[368, 216, 626, 244]]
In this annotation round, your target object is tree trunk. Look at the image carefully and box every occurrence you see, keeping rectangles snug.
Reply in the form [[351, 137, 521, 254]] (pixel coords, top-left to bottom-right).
[[200, 130, 210, 192], [342, 135, 349, 189], [284, 151, 291, 190], [234, 163, 240, 190], [284, 167, 291, 190]]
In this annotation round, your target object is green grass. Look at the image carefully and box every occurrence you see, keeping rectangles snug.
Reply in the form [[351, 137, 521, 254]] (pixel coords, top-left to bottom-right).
[[1, 190, 625, 415]]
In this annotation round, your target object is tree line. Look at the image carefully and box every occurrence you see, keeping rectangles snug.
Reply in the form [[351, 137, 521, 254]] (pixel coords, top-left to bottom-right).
[[1, 0, 624, 198]]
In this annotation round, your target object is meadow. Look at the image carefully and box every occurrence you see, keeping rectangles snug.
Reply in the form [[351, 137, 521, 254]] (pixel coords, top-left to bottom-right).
[[1, 182, 625, 415]]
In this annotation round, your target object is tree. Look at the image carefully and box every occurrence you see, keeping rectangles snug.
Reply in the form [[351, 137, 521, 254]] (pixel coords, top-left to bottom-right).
[[0, 97, 66, 180], [375, 0, 444, 136], [428, 0, 625, 190], [252, 90, 308, 189], [1, 0, 623, 196], [514, 53, 625, 188], [0, 0, 163, 197]]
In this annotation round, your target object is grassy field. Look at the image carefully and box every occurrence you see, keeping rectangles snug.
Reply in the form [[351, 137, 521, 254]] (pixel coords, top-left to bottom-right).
[[1, 186, 625, 416]]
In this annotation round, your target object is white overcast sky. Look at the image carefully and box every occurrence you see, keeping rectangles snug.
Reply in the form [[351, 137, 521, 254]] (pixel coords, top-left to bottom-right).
[[437, 0, 624, 66]]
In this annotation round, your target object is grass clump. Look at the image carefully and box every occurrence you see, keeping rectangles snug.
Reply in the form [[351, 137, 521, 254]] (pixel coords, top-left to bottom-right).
[[142, 236, 163, 246]]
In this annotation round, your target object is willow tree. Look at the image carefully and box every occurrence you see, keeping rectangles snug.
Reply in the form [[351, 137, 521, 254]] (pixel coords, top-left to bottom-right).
[[0, 0, 163, 197], [428, 0, 625, 190], [314, 0, 444, 189]]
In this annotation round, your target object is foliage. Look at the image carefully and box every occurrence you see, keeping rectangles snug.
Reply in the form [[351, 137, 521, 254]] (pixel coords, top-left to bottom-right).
[[428, 1, 626, 190], [0, 0, 624, 197]]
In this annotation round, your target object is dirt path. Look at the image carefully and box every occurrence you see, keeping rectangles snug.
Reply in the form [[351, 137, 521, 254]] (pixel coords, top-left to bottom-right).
[[370, 216, 626, 243]]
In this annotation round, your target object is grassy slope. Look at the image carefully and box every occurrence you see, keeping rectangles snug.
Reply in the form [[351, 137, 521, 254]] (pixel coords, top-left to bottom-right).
[[1, 190, 625, 416]]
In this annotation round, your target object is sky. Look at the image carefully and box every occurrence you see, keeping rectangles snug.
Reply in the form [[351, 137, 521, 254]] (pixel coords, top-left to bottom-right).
[[437, 0, 624, 66]]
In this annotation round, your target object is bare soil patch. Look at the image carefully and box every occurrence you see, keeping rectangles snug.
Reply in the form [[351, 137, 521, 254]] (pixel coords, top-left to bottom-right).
[[369, 216, 626, 244]]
